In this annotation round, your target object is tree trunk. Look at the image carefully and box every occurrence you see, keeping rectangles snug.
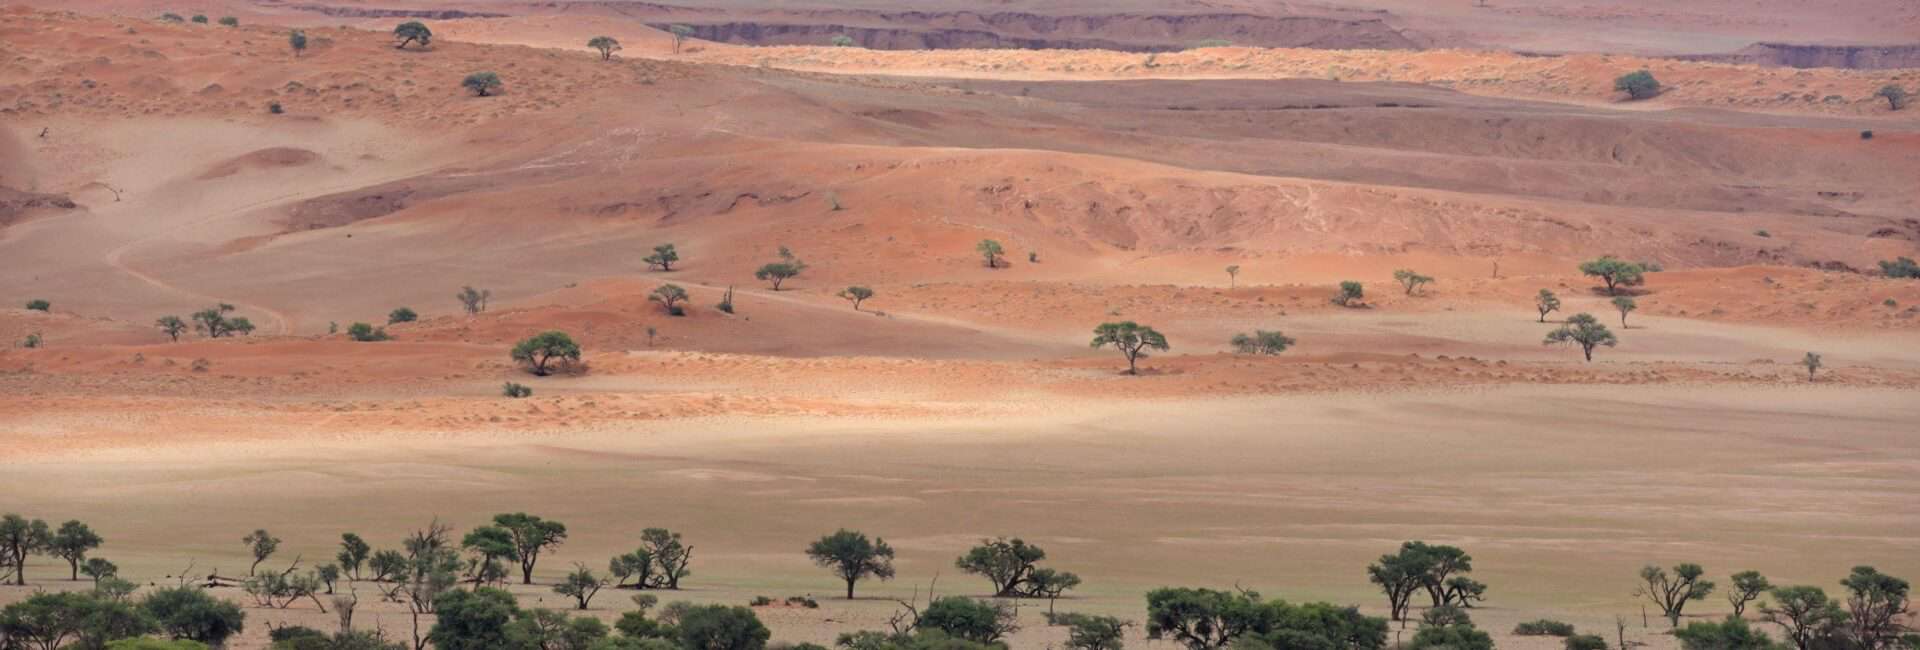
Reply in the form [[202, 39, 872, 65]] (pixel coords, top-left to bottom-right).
[[70, 558, 79, 581], [846, 578, 856, 599], [1583, 346, 1593, 362]]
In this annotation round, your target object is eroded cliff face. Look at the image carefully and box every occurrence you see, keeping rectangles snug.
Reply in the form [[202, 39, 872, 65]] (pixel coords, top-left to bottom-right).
[[649, 11, 1424, 51], [1683, 42, 1920, 69]]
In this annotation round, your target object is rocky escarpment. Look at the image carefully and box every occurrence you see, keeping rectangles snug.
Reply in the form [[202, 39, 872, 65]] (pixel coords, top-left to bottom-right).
[[1681, 42, 1920, 69], [649, 11, 1424, 52]]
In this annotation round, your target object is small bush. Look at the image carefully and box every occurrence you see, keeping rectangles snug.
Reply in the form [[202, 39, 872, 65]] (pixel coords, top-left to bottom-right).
[[268, 102, 283, 114], [1514, 620, 1577, 636], [1754, 229, 1770, 238], [190, 14, 208, 24], [159, 13, 184, 22], [20, 332, 42, 348], [749, 596, 774, 606], [503, 382, 533, 398], [1862, 130, 1874, 140], [785, 595, 819, 608], [217, 16, 238, 27], [346, 322, 389, 342], [388, 307, 418, 324], [1332, 281, 1364, 307], [463, 71, 503, 97], [1886, 298, 1899, 307], [191, 358, 211, 372], [1566, 635, 1609, 650], [25, 299, 50, 311]]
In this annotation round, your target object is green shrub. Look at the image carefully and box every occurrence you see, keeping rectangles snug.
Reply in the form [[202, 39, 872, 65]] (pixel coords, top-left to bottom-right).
[[387, 307, 417, 324], [141, 586, 245, 646], [190, 14, 208, 24], [1674, 616, 1776, 650], [1615, 70, 1660, 100], [1566, 634, 1609, 650], [1514, 620, 1577, 636], [502, 382, 532, 398], [1880, 256, 1920, 279], [749, 596, 773, 606], [1332, 281, 1364, 307], [463, 72, 503, 97], [676, 605, 769, 650], [217, 16, 238, 27], [25, 299, 50, 311]]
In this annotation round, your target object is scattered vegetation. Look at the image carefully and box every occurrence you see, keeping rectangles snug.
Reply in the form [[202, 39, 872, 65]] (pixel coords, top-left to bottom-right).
[[1367, 541, 1486, 621], [190, 15, 207, 24], [830, 35, 856, 47], [511, 331, 581, 376], [387, 307, 417, 324], [716, 285, 735, 314], [754, 246, 807, 290], [649, 284, 690, 316], [462, 72, 502, 97], [1090, 321, 1169, 375], [1727, 570, 1773, 618], [502, 382, 533, 398], [588, 36, 622, 60], [838, 286, 875, 311], [1145, 586, 1386, 650], [158, 13, 183, 22], [1615, 69, 1661, 100], [393, 21, 432, 49], [1230, 330, 1295, 355], [25, 299, 50, 311], [217, 16, 237, 27], [151, 316, 185, 342], [1394, 269, 1434, 295], [19, 332, 43, 349]]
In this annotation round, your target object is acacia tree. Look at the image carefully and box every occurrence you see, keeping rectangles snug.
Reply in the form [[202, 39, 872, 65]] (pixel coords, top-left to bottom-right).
[[1875, 85, 1910, 111], [977, 239, 1005, 268], [838, 286, 874, 311], [1394, 269, 1434, 295], [588, 36, 622, 60], [1333, 281, 1365, 307], [0, 514, 51, 585], [1763, 586, 1846, 650], [244, 529, 281, 576], [1608, 296, 1636, 326], [1226, 265, 1240, 288], [1091, 321, 1169, 375], [48, 521, 102, 581], [1839, 566, 1911, 649], [1727, 571, 1772, 618], [668, 25, 694, 53], [649, 284, 690, 316], [393, 21, 432, 49], [337, 533, 371, 581], [806, 529, 894, 599], [493, 513, 567, 585], [461, 526, 518, 588], [754, 246, 807, 290], [1615, 70, 1661, 100], [511, 331, 581, 376], [955, 537, 1080, 598], [639, 528, 692, 590], [553, 564, 605, 610], [1544, 313, 1617, 362], [1580, 257, 1646, 295], [155, 315, 188, 341], [456, 286, 491, 315], [1535, 289, 1561, 322], [1639, 563, 1716, 627], [192, 303, 244, 338], [643, 243, 679, 271], [1801, 352, 1823, 382]]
